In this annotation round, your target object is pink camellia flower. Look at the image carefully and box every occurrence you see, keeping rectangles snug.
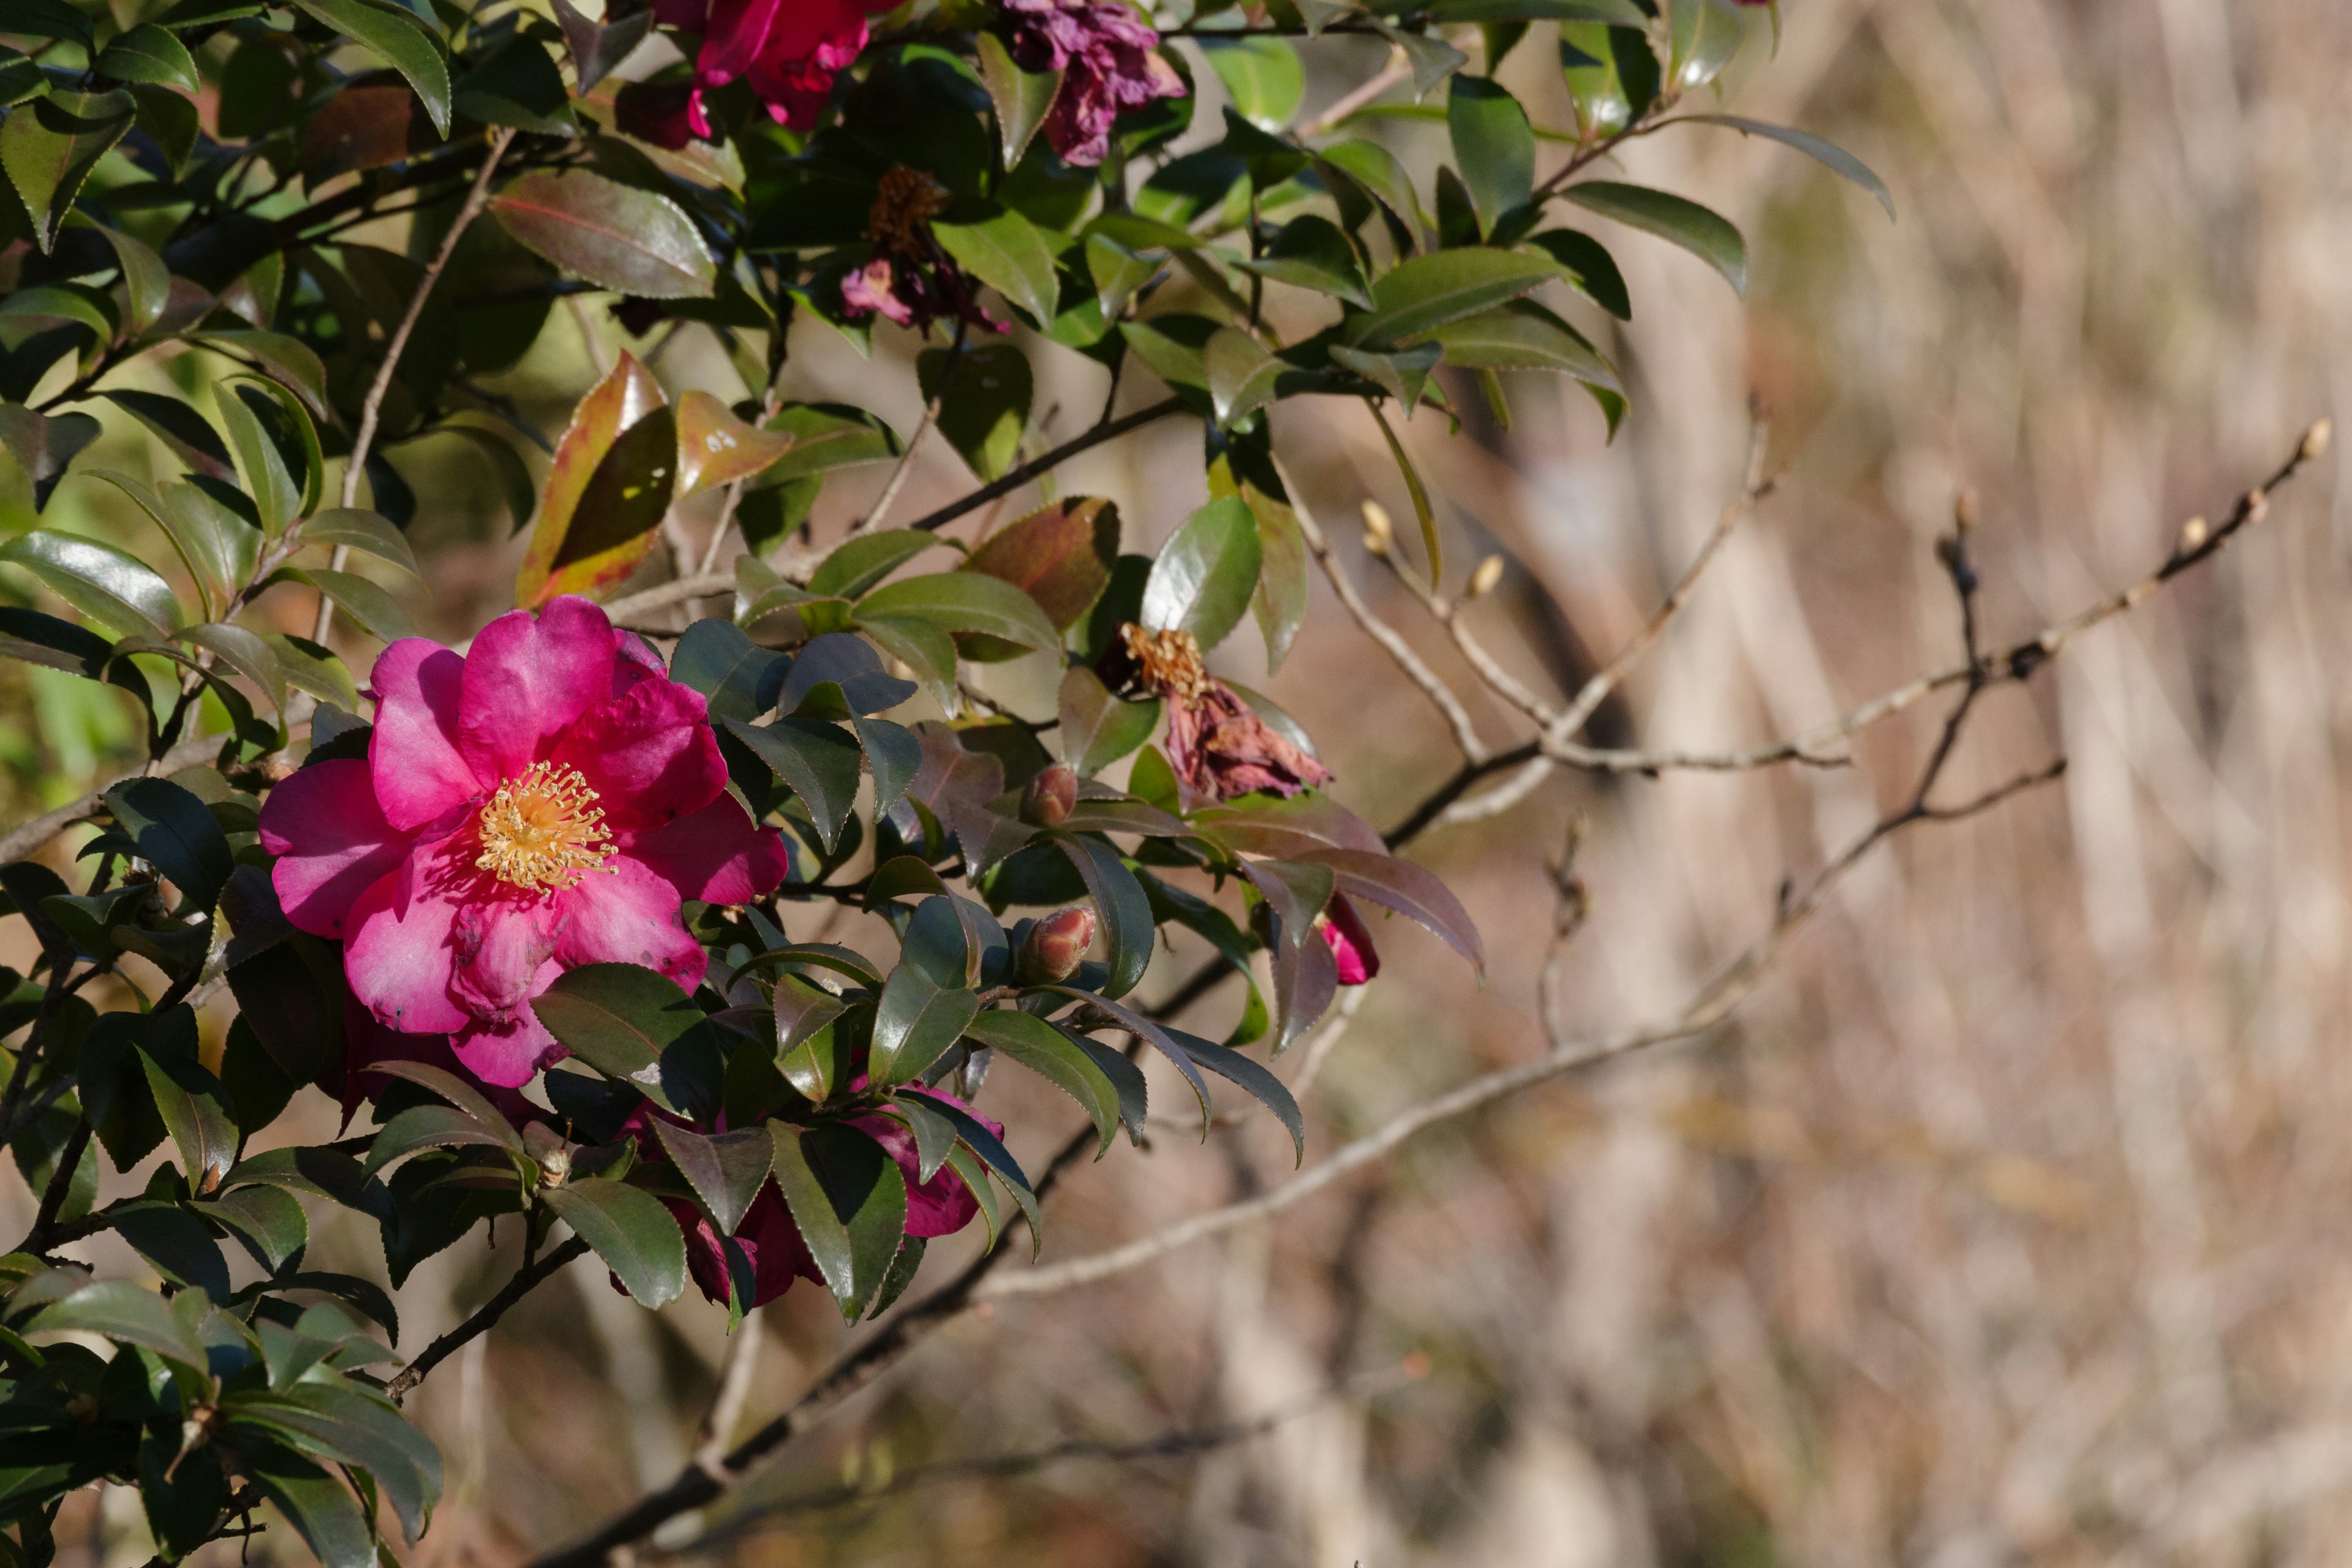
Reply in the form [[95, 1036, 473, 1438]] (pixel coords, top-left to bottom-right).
[[258, 596, 791, 1088], [666, 1088, 1003, 1308], [652, 0, 898, 139], [1317, 892, 1379, 986], [998, 0, 1187, 167]]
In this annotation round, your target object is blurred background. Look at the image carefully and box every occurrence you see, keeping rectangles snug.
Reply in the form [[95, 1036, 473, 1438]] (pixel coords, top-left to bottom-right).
[[12, 0, 2352, 1562]]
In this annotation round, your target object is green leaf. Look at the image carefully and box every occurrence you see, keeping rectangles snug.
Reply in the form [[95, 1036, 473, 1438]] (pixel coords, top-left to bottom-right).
[[1329, 341, 1441, 412], [975, 31, 1060, 169], [27, 1280, 208, 1370], [858, 571, 1060, 651], [1315, 141, 1425, 245], [127, 81, 198, 176], [196, 1183, 306, 1273], [265, 633, 358, 710], [361, 1104, 516, 1180], [854, 716, 921, 818], [138, 1048, 238, 1189], [1051, 833, 1155, 1000], [868, 965, 982, 1087], [451, 34, 572, 134], [1139, 496, 1261, 649], [544, 1177, 686, 1306], [921, 1096, 1040, 1254], [916, 341, 1032, 481], [0, 402, 100, 510], [966, 1008, 1122, 1155], [0, 604, 107, 674], [1559, 180, 1747, 296], [491, 170, 715, 298], [930, 208, 1060, 326], [363, 1060, 522, 1147], [669, 618, 785, 723], [214, 385, 300, 538], [1428, 0, 1645, 18], [1348, 247, 1561, 348], [1057, 666, 1159, 775], [288, 0, 451, 135], [721, 716, 862, 852], [178, 620, 285, 716], [95, 24, 200, 91], [0, 90, 134, 252], [650, 1120, 772, 1235], [1204, 328, 1282, 429], [300, 508, 417, 576], [1447, 78, 1535, 238], [0, 529, 179, 639], [1525, 228, 1630, 318], [1674, 113, 1894, 217], [1233, 214, 1371, 308], [264, 567, 411, 643], [807, 530, 937, 600], [530, 962, 719, 1116], [1422, 299, 1619, 389], [81, 223, 171, 337], [769, 1123, 906, 1317], [1665, 0, 1743, 92], [1169, 1028, 1304, 1163], [189, 331, 332, 424], [1197, 36, 1303, 130], [244, 1450, 375, 1568], [227, 1387, 440, 1544]]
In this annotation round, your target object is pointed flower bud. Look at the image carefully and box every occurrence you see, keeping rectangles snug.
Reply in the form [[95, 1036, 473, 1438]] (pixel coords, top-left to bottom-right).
[[1024, 762, 1078, 827], [1021, 905, 1098, 983], [1361, 500, 1394, 557]]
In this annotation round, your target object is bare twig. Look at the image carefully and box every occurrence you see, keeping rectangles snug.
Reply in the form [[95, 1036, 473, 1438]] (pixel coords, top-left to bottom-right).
[[902, 397, 1188, 535], [385, 1234, 589, 1402], [315, 128, 519, 644], [1299, 45, 1411, 138]]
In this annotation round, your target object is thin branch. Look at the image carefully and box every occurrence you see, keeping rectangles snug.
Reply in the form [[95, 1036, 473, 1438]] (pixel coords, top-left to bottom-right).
[[314, 129, 519, 644], [902, 397, 1189, 535], [385, 1234, 589, 1402], [1298, 45, 1411, 138], [0, 734, 232, 865]]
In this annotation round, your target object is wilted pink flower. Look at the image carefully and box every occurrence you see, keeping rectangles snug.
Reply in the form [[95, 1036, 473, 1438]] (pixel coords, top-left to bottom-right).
[[1317, 892, 1379, 986], [839, 165, 1003, 335], [998, 0, 1186, 167], [258, 597, 791, 1088], [663, 1088, 1003, 1309], [652, 0, 897, 138], [1119, 624, 1332, 803]]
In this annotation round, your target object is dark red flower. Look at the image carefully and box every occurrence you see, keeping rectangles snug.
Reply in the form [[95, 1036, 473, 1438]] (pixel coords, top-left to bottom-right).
[[838, 165, 1004, 336], [1317, 891, 1379, 986], [1118, 624, 1332, 803], [998, 0, 1187, 167]]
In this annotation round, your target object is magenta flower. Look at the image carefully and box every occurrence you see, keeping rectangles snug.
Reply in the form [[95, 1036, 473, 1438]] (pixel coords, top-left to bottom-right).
[[652, 0, 898, 138], [1317, 892, 1379, 986], [998, 0, 1186, 167], [258, 596, 792, 1088], [665, 1089, 1002, 1309]]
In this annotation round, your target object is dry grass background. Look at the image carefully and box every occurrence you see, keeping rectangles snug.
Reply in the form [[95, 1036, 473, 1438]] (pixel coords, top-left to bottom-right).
[[13, 0, 2352, 1562]]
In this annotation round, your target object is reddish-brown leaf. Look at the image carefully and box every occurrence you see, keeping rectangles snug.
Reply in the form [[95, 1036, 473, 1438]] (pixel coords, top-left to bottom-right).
[[960, 496, 1118, 630], [516, 352, 671, 608], [674, 389, 793, 499], [301, 85, 439, 182]]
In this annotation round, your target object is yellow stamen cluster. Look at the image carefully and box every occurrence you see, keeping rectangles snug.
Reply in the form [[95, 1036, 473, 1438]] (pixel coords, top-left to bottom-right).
[[867, 164, 951, 253], [473, 762, 616, 892], [1120, 623, 1210, 702]]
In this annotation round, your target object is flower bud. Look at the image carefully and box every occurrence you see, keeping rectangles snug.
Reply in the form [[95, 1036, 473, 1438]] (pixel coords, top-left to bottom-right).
[[1468, 555, 1505, 598], [1020, 905, 1097, 983], [524, 1121, 571, 1188], [2179, 515, 2209, 551], [1023, 762, 1077, 827], [1360, 500, 1393, 557], [2302, 418, 2333, 462]]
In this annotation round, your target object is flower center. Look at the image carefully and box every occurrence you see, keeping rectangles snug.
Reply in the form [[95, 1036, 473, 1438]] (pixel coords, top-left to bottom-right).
[[1121, 622, 1210, 701], [474, 763, 617, 892], [867, 164, 951, 254]]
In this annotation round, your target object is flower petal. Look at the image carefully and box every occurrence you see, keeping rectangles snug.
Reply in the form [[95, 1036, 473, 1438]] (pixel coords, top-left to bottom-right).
[[458, 596, 621, 788], [855, 1087, 1002, 1238], [344, 864, 470, 1036], [624, 795, 792, 904], [550, 677, 726, 831], [552, 857, 706, 990], [448, 895, 563, 1019], [450, 1008, 565, 1088], [258, 759, 413, 938], [369, 638, 481, 830]]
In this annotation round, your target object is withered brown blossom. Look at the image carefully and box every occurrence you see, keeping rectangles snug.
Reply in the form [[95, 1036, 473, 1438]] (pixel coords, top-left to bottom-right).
[[839, 165, 1002, 335], [1117, 624, 1333, 802]]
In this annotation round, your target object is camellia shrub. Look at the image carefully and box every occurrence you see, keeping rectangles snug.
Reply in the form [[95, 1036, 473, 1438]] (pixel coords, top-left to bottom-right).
[[0, 0, 1920, 1562]]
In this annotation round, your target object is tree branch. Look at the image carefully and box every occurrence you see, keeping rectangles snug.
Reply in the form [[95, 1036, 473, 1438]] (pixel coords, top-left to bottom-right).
[[385, 1234, 589, 1402]]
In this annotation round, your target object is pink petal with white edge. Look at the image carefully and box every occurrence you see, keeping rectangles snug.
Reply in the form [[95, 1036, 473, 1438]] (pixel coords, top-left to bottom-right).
[[448, 894, 563, 1019], [550, 678, 726, 832], [369, 639, 481, 831], [344, 867, 470, 1036], [457, 596, 622, 788], [554, 856, 707, 990], [451, 1006, 565, 1088], [625, 794, 793, 904], [257, 758, 413, 938]]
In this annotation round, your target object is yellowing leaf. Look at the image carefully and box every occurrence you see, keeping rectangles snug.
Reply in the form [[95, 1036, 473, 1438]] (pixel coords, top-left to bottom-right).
[[674, 389, 793, 499], [515, 352, 671, 608]]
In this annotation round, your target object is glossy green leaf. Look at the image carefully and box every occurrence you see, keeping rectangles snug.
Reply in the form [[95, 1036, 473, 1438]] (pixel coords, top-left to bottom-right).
[[917, 341, 1032, 481], [1559, 179, 1747, 296], [361, 1104, 516, 1180], [545, 1177, 686, 1306], [669, 617, 785, 722], [1423, 299, 1619, 390], [1675, 113, 1894, 217], [1198, 35, 1303, 130], [1139, 495, 1261, 649], [769, 1123, 907, 1317], [1169, 1028, 1304, 1162], [189, 331, 331, 423], [531, 962, 717, 1115], [492, 170, 715, 298], [288, 0, 451, 135], [0, 90, 134, 252], [198, 1183, 307, 1274], [966, 1009, 1121, 1153], [807, 530, 937, 600], [650, 1120, 772, 1235], [0, 403, 99, 509], [1052, 832, 1154, 999], [0, 529, 179, 638], [868, 965, 981, 1087], [1316, 140, 1425, 245], [83, 224, 170, 337], [722, 716, 862, 851], [95, 24, 199, 91], [1234, 214, 1371, 307], [265, 567, 412, 642], [1349, 245, 1561, 350], [931, 208, 1060, 326], [214, 384, 300, 538], [1447, 77, 1535, 237], [105, 776, 232, 911], [28, 1280, 208, 1370], [858, 571, 1060, 651], [364, 1060, 522, 1147], [1057, 665, 1159, 775], [1204, 328, 1282, 428], [300, 508, 417, 576], [179, 621, 286, 715], [1666, 0, 1744, 92], [975, 31, 1060, 169]]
